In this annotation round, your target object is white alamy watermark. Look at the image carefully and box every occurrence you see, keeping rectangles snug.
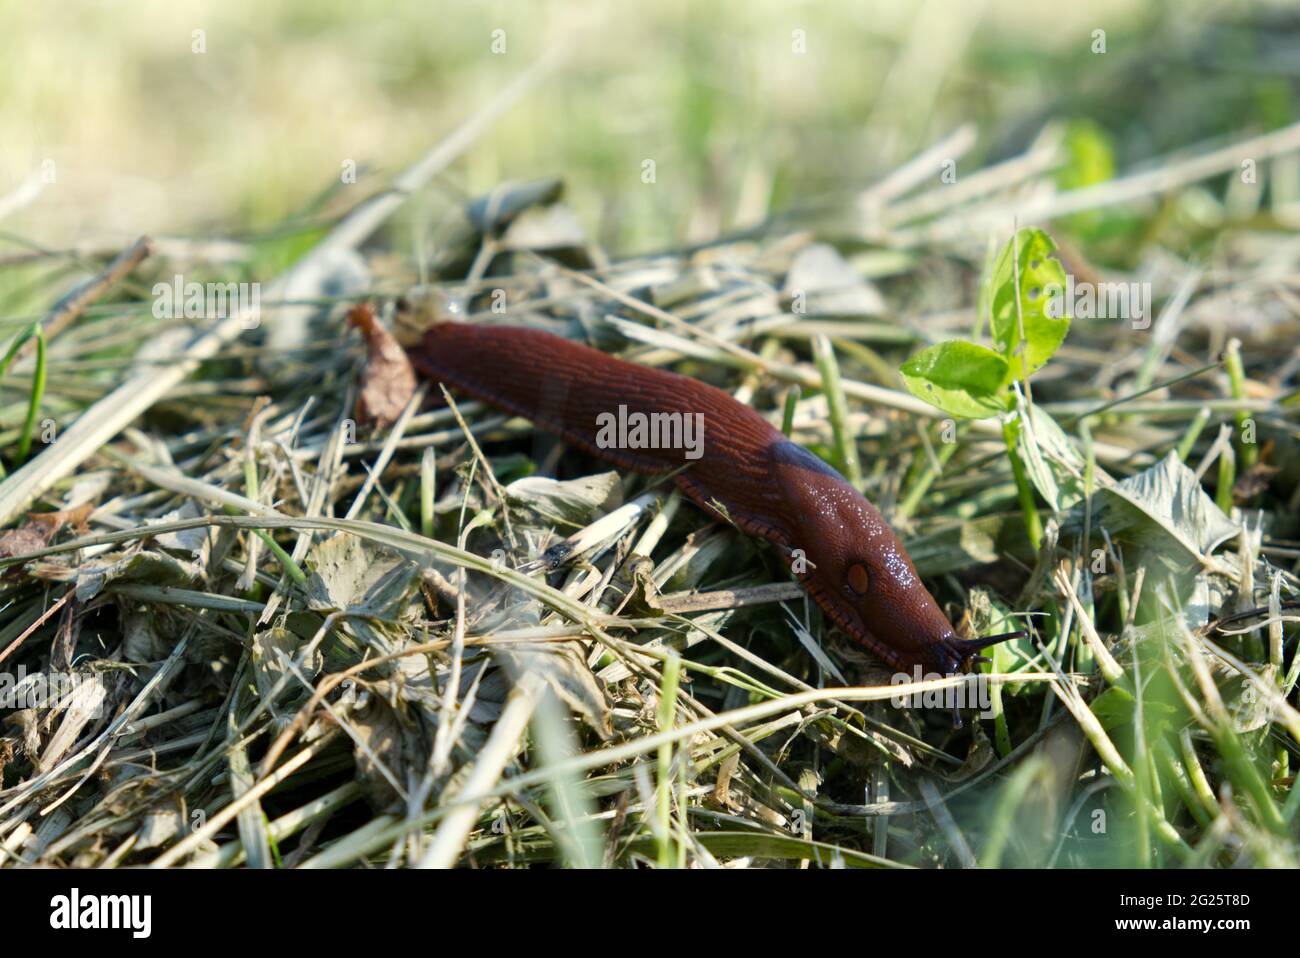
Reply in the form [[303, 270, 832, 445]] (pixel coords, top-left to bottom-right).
[[0, 666, 104, 715], [890, 667, 993, 719], [49, 889, 151, 939], [1044, 275, 1151, 329], [152, 274, 261, 328], [595, 405, 704, 460]]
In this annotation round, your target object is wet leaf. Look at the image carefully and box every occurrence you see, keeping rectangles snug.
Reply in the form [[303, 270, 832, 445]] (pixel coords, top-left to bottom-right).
[[1091, 685, 1179, 738]]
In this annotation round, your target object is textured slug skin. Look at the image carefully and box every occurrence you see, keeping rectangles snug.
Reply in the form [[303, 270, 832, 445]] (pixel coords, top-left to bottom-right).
[[410, 322, 968, 675]]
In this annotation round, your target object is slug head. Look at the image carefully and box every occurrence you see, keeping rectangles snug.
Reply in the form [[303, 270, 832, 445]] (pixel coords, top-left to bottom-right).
[[770, 440, 1020, 675]]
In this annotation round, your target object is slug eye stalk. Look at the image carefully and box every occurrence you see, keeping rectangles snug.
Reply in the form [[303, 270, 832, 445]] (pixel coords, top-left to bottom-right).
[[942, 629, 1027, 729], [953, 629, 1027, 663]]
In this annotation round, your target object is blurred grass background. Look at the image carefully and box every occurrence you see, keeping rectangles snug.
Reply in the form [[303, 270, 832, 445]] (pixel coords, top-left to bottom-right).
[[5, 0, 1289, 255]]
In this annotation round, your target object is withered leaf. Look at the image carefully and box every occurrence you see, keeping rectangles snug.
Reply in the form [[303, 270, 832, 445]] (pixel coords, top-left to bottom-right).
[[0, 526, 52, 561], [0, 503, 93, 560], [495, 642, 612, 740], [347, 302, 417, 429]]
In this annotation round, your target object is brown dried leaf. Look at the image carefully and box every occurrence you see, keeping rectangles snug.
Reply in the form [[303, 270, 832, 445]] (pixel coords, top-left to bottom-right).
[[347, 302, 416, 429], [0, 502, 95, 560], [1233, 461, 1279, 503], [0, 525, 53, 560]]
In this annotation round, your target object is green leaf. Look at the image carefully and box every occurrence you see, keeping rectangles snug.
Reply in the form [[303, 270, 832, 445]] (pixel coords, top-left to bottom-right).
[[989, 228, 1071, 379], [1056, 119, 1115, 193], [0, 321, 39, 380], [1091, 684, 1180, 738], [900, 340, 1011, 419], [1090, 686, 1136, 732], [1055, 120, 1136, 241]]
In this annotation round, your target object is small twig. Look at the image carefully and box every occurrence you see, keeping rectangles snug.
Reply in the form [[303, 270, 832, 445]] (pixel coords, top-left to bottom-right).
[[16, 236, 152, 364], [656, 582, 805, 614], [0, 587, 74, 668]]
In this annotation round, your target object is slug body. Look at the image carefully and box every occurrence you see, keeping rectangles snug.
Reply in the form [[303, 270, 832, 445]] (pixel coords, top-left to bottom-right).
[[410, 322, 979, 676]]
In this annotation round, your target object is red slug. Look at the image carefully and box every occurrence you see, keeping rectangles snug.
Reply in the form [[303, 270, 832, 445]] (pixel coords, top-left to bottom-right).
[[408, 321, 1016, 678]]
